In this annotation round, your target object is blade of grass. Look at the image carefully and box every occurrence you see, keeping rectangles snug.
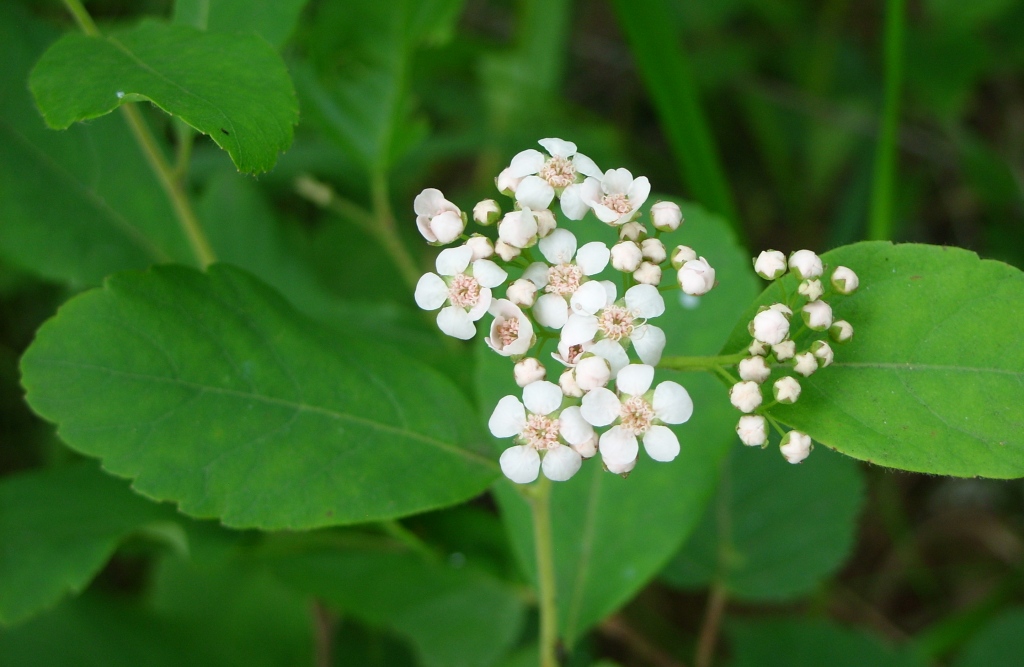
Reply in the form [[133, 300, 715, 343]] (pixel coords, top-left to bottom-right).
[[868, 0, 906, 240]]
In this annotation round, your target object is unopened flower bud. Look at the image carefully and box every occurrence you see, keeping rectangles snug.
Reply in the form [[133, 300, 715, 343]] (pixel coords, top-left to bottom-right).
[[573, 433, 598, 459], [739, 356, 771, 383], [829, 320, 854, 343], [780, 430, 812, 464], [496, 167, 522, 195], [730, 381, 763, 413], [498, 209, 538, 248], [802, 300, 833, 331], [831, 266, 859, 294], [651, 201, 683, 232], [749, 340, 769, 357], [473, 199, 501, 226], [737, 415, 767, 446], [611, 241, 643, 272], [789, 249, 823, 279], [671, 245, 697, 269], [773, 376, 801, 404], [772, 340, 796, 361], [753, 250, 787, 280], [427, 211, 465, 245], [506, 278, 537, 307], [633, 261, 662, 285], [798, 279, 824, 301], [678, 257, 715, 295], [811, 340, 834, 367], [514, 358, 547, 387], [769, 303, 793, 316], [575, 356, 611, 392], [494, 240, 521, 262], [750, 308, 790, 345], [641, 238, 667, 264], [618, 221, 646, 242], [559, 368, 583, 397], [535, 209, 557, 238], [465, 235, 494, 260], [793, 351, 818, 377], [606, 457, 637, 476]]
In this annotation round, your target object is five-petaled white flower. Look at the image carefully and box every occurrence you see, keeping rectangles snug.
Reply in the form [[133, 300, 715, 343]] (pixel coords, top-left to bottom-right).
[[489, 381, 596, 484], [560, 283, 667, 366], [505, 138, 603, 219], [415, 246, 507, 339], [414, 188, 465, 245], [522, 229, 610, 329], [580, 364, 693, 466], [580, 168, 651, 226], [485, 299, 535, 357]]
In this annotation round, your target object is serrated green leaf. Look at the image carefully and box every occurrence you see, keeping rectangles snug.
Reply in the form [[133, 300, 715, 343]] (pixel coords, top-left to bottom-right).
[[30, 22, 297, 174], [20, 264, 497, 529], [174, 0, 310, 48], [721, 242, 1024, 478], [0, 463, 176, 626], [662, 447, 864, 602]]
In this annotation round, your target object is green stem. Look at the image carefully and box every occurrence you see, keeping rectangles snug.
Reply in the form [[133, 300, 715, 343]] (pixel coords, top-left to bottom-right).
[[370, 172, 422, 291], [867, 0, 906, 240], [61, 0, 98, 35], [529, 476, 559, 667], [658, 352, 747, 372], [695, 582, 728, 667], [173, 119, 196, 182]]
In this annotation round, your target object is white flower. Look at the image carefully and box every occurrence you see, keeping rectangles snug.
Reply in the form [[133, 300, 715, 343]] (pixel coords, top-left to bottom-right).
[[473, 199, 501, 226], [811, 340, 834, 367], [524, 229, 611, 329], [750, 308, 790, 345], [506, 138, 603, 219], [729, 381, 762, 413], [573, 433, 598, 459], [737, 415, 767, 446], [678, 257, 715, 296], [651, 201, 682, 232], [641, 238, 667, 264], [580, 364, 692, 464], [558, 368, 583, 397], [671, 245, 697, 269], [753, 250, 787, 280], [618, 221, 645, 241], [552, 338, 629, 379], [802, 300, 833, 331], [611, 241, 643, 272], [506, 278, 538, 308], [830, 319, 854, 343], [514, 357, 547, 387], [415, 246, 507, 339], [633, 262, 662, 286], [749, 340, 768, 357], [793, 351, 818, 377], [738, 356, 771, 383], [561, 283, 667, 366], [490, 382, 595, 483], [498, 208, 539, 249], [798, 279, 824, 301], [485, 299, 535, 356], [780, 431, 812, 464], [789, 249, 823, 279], [535, 209, 557, 238], [414, 188, 465, 245], [574, 355, 611, 392], [580, 168, 651, 226], [773, 376, 801, 404], [494, 240, 521, 261], [466, 235, 494, 260], [772, 340, 796, 361], [831, 266, 859, 294], [496, 168, 523, 196]]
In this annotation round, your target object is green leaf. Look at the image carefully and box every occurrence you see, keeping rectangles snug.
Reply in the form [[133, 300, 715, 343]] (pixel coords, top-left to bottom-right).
[[174, 0, 310, 48], [953, 609, 1024, 667], [0, 463, 176, 626], [30, 22, 298, 174], [722, 242, 1024, 478], [20, 264, 497, 529], [662, 447, 865, 601]]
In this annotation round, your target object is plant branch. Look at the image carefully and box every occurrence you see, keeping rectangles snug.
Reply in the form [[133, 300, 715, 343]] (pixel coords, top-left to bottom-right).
[[868, 0, 906, 240], [599, 615, 687, 667], [370, 172, 423, 291], [694, 582, 728, 667], [529, 476, 560, 667], [658, 353, 747, 373]]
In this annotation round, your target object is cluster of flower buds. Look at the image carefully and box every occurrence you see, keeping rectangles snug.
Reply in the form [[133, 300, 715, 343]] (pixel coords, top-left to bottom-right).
[[413, 138, 719, 484], [729, 250, 858, 463]]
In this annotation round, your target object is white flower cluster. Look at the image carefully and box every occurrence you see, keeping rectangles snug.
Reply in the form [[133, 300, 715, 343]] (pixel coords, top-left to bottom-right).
[[413, 138, 717, 484], [731, 250, 859, 464]]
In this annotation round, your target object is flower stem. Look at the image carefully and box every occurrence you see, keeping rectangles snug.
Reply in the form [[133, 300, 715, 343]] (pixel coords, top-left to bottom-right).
[[868, 0, 906, 241], [529, 476, 560, 667], [370, 172, 422, 291], [694, 582, 728, 667], [658, 352, 747, 372]]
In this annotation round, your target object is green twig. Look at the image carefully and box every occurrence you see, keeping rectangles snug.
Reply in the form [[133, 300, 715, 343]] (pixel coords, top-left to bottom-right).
[[529, 476, 560, 667], [868, 0, 906, 240], [658, 353, 747, 373], [370, 172, 423, 291]]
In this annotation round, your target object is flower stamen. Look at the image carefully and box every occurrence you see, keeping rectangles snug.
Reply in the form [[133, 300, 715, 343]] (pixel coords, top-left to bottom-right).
[[539, 156, 576, 189], [448, 274, 481, 308], [520, 413, 561, 451], [619, 396, 655, 435], [546, 263, 584, 296], [598, 305, 635, 341]]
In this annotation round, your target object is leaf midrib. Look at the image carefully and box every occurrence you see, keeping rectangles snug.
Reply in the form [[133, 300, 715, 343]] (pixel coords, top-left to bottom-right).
[[831, 361, 1023, 376]]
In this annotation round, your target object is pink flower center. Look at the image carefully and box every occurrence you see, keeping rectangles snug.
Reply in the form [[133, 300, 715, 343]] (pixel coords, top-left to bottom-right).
[[521, 413, 561, 451], [565, 344, 585, 365], [496, 318, 520, 346], [619, 396, 655, 435], [448, 274, 481, 308], [598, 305, 635, 341], [539, 156, 576, 189], [601, 193, 632, 215], [546, 263, 583, 296]]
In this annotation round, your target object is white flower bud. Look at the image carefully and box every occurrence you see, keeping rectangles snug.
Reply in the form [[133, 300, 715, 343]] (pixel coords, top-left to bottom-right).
[[506, 278, 537, 307], [678, 257, 715, 296], [497, 209, 538, 249], [753, 250, 787, 280], [773, 376, 801, 404], [749, 340, 768, 357], [793, 351, 818, 377], [633, 261, 662, 285], [496, 167, 522, 195], [610, 241, 643, 272], [750, 308, 790, 345], [606, 457, 637, 476], [641, 238, 667, 264], [798, 279, 824, 301], [428, 211, 465, 245], [465, 235, 494, 260], [802, 300, 833, 331], [618, 221, 646, 242], [651, 200, 683, 232], [831, 266, 859, 294], [769, 303, 793, 316], [573, 433, 598, 459], [780, 430, 812, 464], [473, 199, 501, 226], [670, 245, 697, 269], [829, 319, 854, 343], [772, 340, 796, 361], [575, 356, 611, 392], [736, 415, 767, 447], [729, 381, 763, 413], [535, 209, 557, 238], [811, 340, 834, 367], [494, 240, 521, 262], [514, 358, 547, 387], [738, 356, 771, 383], [559, 368, 583, 397], [789, 249, 823, 279]]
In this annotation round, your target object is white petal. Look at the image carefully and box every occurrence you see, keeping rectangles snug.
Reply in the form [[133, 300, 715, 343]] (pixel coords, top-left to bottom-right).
[[436, 246, 473, 276], [579, 177, 602, 206], [601, 280, 618, 304], [591, 203, 620, 224], [437, 306, 476, 340], [507, 149, 545, 178], [653, 381, 693, 424], [558, 405, 595, 445], [625, 284, 665, 319], [576, 242, 610, 276], [489, 395, 526, 438], [559, 184, 589, 220], [572, 152, 602, 179], [580, 387, 621, 427], [569, 281, 609, 316], [617, 363, 654, 396], [538, 137, 576, 158], [627, 176, 651, 209], [539, 228, 578, 265], [500, 445, 540, 484], [602, 168, 633, 195], [414, 273, 448, 311], [533, 293, 570, 329], [589, 339, 629, 377], [600, 426, 639, 465], [642, 425, 680, 462], [516, 175, 555, 211], [560, 313, 599, 346], [523, 380, 564, 416], [416, 215, 437, 243], [466, 288, 491, 321], [632, 325, 666, 366], [522, 261, 550, 288], [472, 259, 507, 288], [542, 444, 582, 481], [413, 188, 447, 216]]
